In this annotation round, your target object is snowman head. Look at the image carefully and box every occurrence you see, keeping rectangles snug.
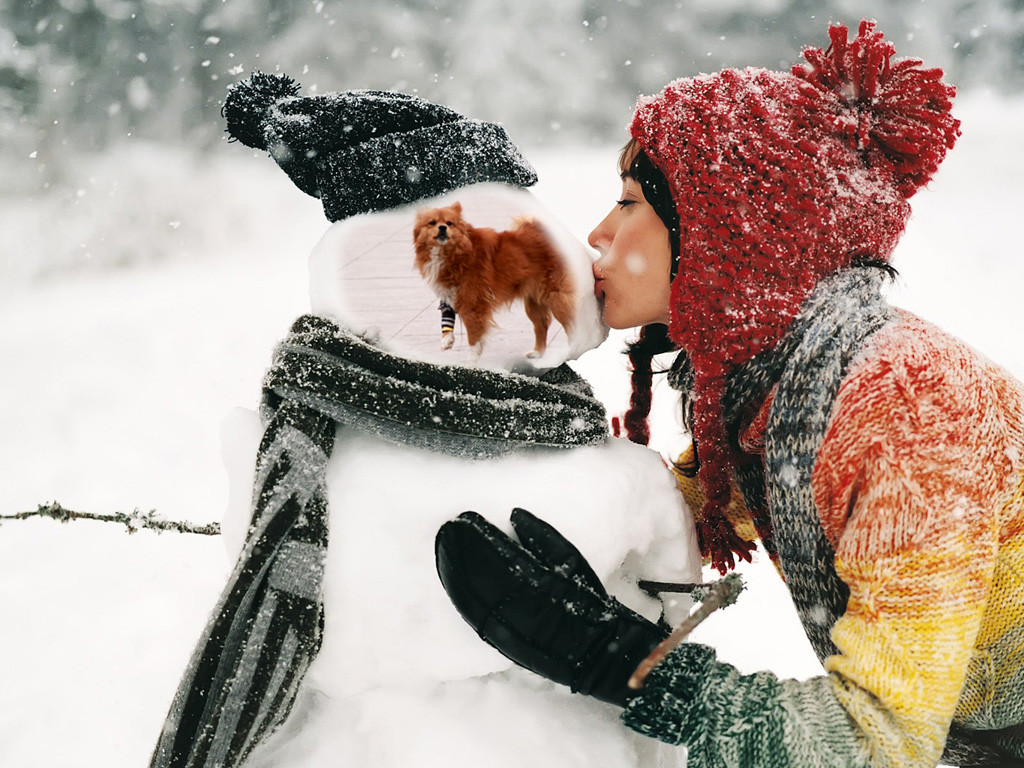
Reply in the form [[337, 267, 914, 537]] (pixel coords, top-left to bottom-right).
[[309, 183, 606, 371], [225, 72, 607, 372]]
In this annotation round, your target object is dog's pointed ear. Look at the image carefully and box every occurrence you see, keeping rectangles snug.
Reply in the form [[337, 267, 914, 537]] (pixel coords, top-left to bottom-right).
[[451, 201, 463, 215]]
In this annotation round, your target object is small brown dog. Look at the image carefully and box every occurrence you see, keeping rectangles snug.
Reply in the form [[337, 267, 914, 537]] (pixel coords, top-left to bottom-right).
[[413, 202, 575, 359]]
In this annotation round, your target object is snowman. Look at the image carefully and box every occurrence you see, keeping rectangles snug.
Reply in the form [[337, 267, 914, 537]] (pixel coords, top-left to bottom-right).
[[150, 73, 701, 768]]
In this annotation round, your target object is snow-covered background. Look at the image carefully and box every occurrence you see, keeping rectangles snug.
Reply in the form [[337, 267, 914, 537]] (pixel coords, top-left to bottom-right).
[[1, 90, 1022, 766], [4, 0, 1024, 761]]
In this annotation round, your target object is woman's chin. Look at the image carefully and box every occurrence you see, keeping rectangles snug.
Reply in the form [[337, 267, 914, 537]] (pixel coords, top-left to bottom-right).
[[603, 311, 661, 332]]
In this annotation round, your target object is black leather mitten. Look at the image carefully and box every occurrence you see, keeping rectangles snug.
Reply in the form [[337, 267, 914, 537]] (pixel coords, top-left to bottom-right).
[[435, 508, 668, 707]]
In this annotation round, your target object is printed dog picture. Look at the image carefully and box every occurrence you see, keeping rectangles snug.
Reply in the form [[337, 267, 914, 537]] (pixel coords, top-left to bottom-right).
[[413, 201, 575, 359], [307, 184, 607, 371]]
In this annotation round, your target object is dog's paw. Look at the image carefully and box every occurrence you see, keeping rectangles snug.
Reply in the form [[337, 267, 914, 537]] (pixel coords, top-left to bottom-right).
[[440, 330, 455, 350], [524, 349, 543, 359]]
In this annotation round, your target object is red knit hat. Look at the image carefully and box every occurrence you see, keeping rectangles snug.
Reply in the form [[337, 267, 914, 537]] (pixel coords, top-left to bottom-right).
[[629, 20, 960, 573]]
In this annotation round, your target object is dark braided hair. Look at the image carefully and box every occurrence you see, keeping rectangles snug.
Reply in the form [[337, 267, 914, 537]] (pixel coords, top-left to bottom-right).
[[624, 323, 676, 445], [619, 139, 684, 446]]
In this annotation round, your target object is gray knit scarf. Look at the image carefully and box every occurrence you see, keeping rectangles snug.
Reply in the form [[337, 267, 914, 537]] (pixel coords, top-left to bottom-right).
[[671, 268, 894, 659], [761, 269, 893, 659], [150, 314, 609, 768]]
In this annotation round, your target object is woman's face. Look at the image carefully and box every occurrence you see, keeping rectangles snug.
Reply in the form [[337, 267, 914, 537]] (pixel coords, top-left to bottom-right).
[[587, 174, 673, 330]]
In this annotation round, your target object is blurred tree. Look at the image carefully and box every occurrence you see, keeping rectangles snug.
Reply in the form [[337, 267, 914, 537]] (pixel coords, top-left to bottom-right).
[[2, 0, 1022, 193]]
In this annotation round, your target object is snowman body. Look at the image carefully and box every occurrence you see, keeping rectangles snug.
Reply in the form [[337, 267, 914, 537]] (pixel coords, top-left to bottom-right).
[[218, 184, 702, 767]]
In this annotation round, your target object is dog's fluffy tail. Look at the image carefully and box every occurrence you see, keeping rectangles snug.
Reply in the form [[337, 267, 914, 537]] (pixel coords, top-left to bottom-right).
[[510, 214, 539, 232], [510, 216, 557, 249]]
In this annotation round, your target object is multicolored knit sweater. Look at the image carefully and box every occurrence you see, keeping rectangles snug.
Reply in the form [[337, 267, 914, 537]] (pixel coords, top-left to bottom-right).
[[624, 271, 1024, 768]]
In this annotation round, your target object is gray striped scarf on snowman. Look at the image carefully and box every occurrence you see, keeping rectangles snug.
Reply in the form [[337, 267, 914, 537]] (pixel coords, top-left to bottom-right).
[[150, 313, 609, 768]]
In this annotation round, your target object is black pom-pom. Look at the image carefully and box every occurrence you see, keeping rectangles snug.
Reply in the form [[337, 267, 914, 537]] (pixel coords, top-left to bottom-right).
[[223, 71, 301, 150]]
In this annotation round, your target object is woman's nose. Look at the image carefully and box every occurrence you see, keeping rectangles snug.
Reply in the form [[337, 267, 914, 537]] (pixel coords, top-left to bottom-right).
[[588, 204, 620, 253]]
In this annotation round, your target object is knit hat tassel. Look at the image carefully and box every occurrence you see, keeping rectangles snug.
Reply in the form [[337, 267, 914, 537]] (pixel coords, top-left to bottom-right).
[[690, 362, 756, 574]]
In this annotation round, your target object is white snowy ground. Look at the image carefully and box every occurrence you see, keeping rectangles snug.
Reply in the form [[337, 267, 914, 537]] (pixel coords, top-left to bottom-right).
[[1, 93, 1022, 767]]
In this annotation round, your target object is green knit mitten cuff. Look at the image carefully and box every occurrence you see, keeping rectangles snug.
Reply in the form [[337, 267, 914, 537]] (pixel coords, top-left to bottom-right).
[[623, 636, 874, 767], [623, 642, 792, 766], [622, 642, 717, 746]]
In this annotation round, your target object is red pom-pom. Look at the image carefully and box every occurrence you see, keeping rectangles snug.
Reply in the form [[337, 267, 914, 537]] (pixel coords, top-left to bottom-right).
[[794, 19, 960, 196]]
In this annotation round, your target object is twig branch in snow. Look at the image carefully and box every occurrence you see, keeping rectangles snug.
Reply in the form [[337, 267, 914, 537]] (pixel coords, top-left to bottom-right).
[[628, 573, 745, 690], [637, 580, 703, 595], [0, 502, 221, 536]]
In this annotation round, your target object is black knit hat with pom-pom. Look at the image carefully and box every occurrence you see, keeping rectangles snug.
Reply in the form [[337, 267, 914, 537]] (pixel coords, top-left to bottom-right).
[[222, 71, 538, 221]]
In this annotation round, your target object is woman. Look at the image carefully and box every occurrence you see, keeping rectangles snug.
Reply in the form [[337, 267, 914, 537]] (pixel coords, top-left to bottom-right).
[[436, 20, 1024, 768]]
